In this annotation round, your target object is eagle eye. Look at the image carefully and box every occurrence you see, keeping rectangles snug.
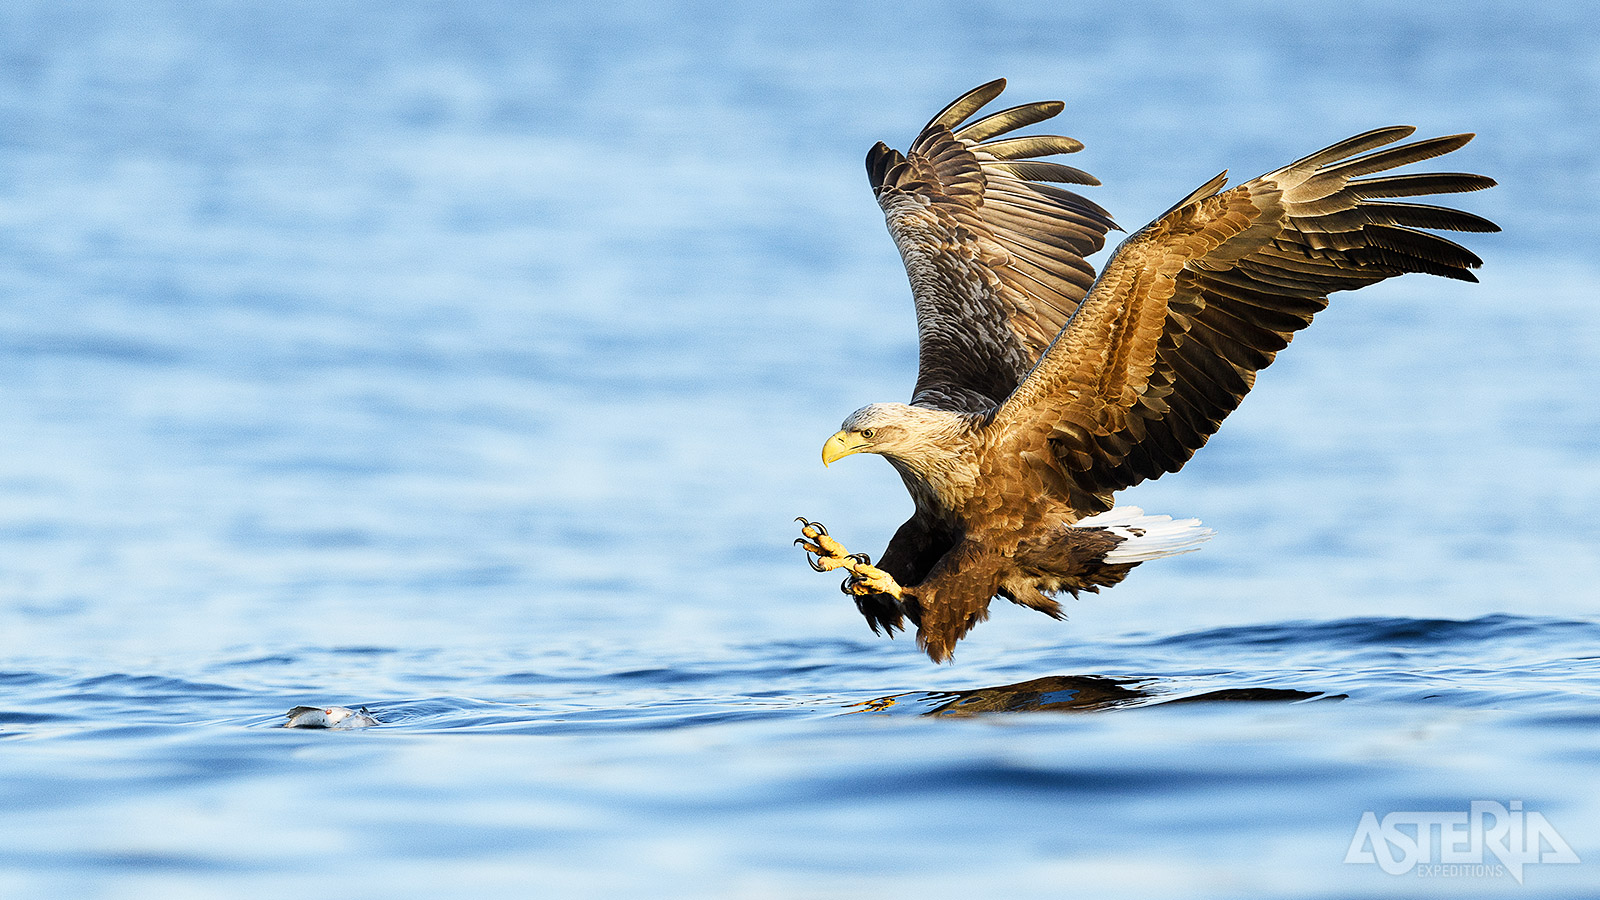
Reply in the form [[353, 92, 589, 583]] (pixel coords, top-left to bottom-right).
[[860, 428, 876, 440]]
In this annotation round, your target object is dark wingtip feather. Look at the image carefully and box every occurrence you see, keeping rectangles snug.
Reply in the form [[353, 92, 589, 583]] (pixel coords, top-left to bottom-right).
[[926, 79, 1008, 133], [1348, 172, 1498, 199], [1280, 126, 1416, 175], [1363, 223, 1486, 278], [957, 100, 1067, 143], [987, 160, 1099, 185], [980, 135, 1086, 159], [1323, 133, 1478, 180], [866, 141, 906, 193]]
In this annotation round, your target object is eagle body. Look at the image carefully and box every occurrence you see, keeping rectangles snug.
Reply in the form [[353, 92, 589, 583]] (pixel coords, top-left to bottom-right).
[[830, 402, 1168, 662], [801, 79, 1497, 662]]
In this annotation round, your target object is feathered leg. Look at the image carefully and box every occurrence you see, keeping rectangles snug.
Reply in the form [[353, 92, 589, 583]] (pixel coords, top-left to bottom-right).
[[905, 540, 1005, 664]]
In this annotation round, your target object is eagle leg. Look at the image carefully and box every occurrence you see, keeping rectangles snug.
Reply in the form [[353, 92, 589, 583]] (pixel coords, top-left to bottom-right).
[[841, 561, 904, 600], [794, 518, 906, 599]]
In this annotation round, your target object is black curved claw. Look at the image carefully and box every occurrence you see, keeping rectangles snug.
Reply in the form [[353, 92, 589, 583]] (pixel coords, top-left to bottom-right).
[[807, 553, 827, 573], [793, 517, 827, 537], [848, 552, 871, 565]]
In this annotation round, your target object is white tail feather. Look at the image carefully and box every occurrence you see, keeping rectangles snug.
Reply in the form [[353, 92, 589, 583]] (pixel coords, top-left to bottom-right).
[[1077, 506, 1215, 564]]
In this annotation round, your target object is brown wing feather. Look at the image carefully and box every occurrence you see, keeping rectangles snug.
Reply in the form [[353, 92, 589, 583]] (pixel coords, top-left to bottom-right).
[[870, 79, 1118, 413], [995, 127, 1498, 506]]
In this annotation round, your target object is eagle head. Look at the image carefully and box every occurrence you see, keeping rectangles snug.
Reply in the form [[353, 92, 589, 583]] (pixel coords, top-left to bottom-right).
[[822, 402, 978, 486]]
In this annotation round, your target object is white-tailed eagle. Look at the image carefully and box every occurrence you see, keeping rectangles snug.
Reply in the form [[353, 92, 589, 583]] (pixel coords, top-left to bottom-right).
[[796, 79, 1497, 663]]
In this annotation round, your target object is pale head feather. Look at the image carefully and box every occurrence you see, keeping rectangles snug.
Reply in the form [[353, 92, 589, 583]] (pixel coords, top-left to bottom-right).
[[837, 403, 981, 509]]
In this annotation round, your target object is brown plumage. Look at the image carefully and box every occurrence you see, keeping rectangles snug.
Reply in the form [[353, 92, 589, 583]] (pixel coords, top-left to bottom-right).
[[800, 79, 1497, 663]]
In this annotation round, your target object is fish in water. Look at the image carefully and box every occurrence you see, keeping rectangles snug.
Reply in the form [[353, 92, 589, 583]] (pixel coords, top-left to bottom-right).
[[284, 706, 379, 729]]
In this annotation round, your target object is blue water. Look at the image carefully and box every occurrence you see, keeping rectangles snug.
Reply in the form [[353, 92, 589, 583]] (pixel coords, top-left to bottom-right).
[[2, 1, 1598, 897]]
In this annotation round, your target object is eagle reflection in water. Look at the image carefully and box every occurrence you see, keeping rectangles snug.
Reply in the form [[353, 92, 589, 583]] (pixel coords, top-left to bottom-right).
[[847, 675, 1335, 716]]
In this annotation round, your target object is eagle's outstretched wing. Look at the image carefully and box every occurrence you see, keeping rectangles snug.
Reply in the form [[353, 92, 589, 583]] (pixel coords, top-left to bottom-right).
[[870, 79, 1118, 413], [995, 127, 1498, 505]]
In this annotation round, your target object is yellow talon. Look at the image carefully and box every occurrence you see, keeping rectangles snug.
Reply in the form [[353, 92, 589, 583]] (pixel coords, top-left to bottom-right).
[[847, 562, 904, 599], [795, 518, 906, 599]]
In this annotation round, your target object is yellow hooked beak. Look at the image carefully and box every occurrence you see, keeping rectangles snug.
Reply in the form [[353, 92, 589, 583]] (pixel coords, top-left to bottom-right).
[[821, 430, 870, 467]]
